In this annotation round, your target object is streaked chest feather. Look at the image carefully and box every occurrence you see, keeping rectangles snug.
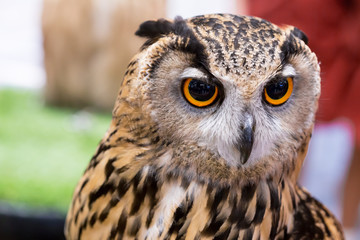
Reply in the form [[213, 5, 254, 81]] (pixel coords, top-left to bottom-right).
[[66, 157, 299, 240]]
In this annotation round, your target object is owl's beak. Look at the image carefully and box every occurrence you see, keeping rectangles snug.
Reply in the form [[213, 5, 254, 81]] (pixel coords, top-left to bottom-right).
[[237, 113, 255, 164]]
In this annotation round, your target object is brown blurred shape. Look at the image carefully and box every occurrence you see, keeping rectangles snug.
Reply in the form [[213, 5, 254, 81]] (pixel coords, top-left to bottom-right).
[[42, 0, 166, 111]]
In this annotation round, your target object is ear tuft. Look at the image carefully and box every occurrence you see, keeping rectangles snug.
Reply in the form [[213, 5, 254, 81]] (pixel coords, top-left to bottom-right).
[[282, 25, 309, 45], [135, 19, 174, 39], [291, 27, 308, 45]]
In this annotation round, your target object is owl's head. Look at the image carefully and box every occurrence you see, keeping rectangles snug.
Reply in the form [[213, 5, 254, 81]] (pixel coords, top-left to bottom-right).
[[113, 14, 320, 184]]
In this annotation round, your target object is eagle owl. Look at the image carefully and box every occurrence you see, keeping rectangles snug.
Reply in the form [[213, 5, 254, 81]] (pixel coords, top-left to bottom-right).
[[65, 14, 344, 239]]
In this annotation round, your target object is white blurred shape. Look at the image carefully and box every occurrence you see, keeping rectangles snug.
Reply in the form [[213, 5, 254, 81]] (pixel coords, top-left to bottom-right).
[[167, 0, 240, 19], [0, 0, 45, 89], [301, 119, 354, 219], [70, 110, 94, 132]]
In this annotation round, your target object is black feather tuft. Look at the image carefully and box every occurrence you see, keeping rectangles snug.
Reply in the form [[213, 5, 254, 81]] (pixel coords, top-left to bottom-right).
[[135, 18, 174, 39], [135, 16, 209, 70], [290, 27, 308, 45]]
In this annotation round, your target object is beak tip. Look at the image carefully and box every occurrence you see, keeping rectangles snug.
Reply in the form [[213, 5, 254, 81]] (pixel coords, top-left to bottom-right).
[[237, 112, 255, 165], [240, 152, 250, 164]]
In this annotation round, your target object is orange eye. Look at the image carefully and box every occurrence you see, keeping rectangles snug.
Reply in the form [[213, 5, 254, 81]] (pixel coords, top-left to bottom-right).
[[182, 78, 219, 107], [264, 77, 293, 106]]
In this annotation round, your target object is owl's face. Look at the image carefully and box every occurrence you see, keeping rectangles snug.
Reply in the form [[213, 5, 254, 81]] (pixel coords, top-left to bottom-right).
[[116, 14, 320, 182]]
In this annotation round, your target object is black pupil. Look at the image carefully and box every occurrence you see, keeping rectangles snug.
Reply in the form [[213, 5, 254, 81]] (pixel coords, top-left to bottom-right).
[[266, 78, 289, 99], [188, 79, 216, 101]]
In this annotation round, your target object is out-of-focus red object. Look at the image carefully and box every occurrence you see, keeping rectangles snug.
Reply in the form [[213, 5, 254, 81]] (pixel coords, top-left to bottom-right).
[[248, 0, 360, 144]]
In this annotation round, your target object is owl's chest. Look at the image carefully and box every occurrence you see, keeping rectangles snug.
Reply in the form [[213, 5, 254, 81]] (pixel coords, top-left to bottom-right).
[[76, 174, 292, 240]]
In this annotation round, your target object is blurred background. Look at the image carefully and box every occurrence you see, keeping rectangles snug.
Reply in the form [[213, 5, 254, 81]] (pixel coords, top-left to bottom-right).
[[0, 0, 359, 239]]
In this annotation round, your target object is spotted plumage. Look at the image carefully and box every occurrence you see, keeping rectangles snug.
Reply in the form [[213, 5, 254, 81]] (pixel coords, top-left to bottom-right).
[[65, 14, 344, 239]]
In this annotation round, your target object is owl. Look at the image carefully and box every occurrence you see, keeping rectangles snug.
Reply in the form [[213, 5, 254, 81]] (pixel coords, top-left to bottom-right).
[[65, 14, 344, 239]]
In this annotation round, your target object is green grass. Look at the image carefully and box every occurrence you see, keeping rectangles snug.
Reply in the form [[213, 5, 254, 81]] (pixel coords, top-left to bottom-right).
[[0, 88, 112, 212]]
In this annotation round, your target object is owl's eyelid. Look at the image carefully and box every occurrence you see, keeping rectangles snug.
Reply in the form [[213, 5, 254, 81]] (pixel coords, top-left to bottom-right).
[[281, 64, 296, 78], [264, 65, 296, 87], [265, 75, 294, 87], [180, 67, 208, 80], [179, 67, 218, 85]]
